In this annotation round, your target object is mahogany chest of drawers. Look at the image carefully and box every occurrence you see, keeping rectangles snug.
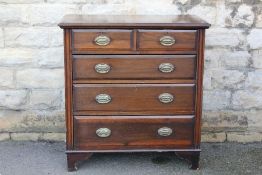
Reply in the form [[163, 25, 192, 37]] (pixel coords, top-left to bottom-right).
[[59, 15, 210, 171]]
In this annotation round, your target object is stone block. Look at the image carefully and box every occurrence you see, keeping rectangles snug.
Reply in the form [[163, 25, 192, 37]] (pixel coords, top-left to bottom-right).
[[203, 90, 231, 110], [0, 90, 28, 109], [0, 68, 14, 88], [203, 70, 212, 90], [227, 132, 262, 143], [16, 68, 64, 89], [40, 133, 66, 141], [220, 51, 250, 68], [0, 133, 10, 141], [0, 4, 28, 25], [187, 5, 216, 24], [48, 27, 64, 47], [27, 4, 79, 26], [215, 0, 232, 27], [252, 50, 262, 69], [202, 111, 248, 132], [204, 48, 226, 69], [82, 3, 135, 15], [211, 69, 245, 89], [247, 29, 262, 49], [0, 48, 35, 66], [206, 28, 244, 47], [5, 27, 49, 48], [226, 0, 241, 3], [135, 0, 180, 15], [29, 90, 62, 110], [36, 47, 64, 68], [225, 4, 255, 27], [245, 110, 262, 132], [245, 70, 262, 89], [0, 110, 65, 133], [48, 0, 89, 3], [232, 90, 262, 109], [177, 0, 189, 5], [205, 49, 250, 69], [0, 0, 43, 3], [201, 132, 226, 142], [0, 28, 3, 47], [11, 133, 41, 141], [256, 12, 262, 27]]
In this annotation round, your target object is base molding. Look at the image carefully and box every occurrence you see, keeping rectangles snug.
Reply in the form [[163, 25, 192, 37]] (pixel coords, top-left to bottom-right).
[[67, 152, 93, 171], [66, 149, 201, 171]]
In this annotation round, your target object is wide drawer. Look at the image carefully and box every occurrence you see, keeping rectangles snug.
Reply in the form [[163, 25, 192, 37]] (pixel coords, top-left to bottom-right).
[[74, 116, 194, 150], [137, 30, 197, 51], [73, 55, 196, 80], [72, 29, 133, 52], [73, 84, 195, 115]]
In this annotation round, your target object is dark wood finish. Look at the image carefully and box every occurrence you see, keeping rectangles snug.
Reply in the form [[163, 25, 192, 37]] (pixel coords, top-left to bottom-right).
[[59, 15, 210, 29], [194, 29, 205, 147], [67, 152, 93, 171], [73, 55, 196, 80], [66, 148, 201, 153], [72, 50, 197, 55], [73, 79, 196, 84], [63, 29, 73, 150], [74, 116, 194, 150], [60, 15, 210, 171], [72, 29, 133, 52], [73, 84, 195, 115], [137, 30, 196, 51]]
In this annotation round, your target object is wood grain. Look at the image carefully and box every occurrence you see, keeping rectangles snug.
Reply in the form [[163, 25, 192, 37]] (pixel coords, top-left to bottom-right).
[[72, 29, 133, 52], [194, 29, 205, 147], [60, 14, 210, 171], [73, 84, 195, 115], [64, 29, 73, 150], [73, 55, 196, 80], [74, 115, 194, 150], [137, 30, 197, 51], [59, 15, 211, 29]]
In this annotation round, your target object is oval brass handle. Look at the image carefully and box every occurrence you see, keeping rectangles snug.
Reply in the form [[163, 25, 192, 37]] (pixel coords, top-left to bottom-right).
[[160, 36, 176, 46], [158, 127, 173, 136], [96, 128, 111, 138], [159, 63, 175, 73], [95, 63, 111, 74], [94, 35, 111, 46], [96, 94, 111, 104], [159, 93, 174, 104]]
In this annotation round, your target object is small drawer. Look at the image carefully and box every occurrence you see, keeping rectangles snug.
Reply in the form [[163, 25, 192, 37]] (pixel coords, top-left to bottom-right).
[[73, 55, 196, 80], [73, 84, 195, 115], [74, 116, 194, 150], [72, 29, 133, 52], [137, 30, 197, 51]]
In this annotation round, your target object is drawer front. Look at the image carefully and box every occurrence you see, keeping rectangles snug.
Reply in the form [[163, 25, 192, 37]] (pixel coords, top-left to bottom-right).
[[73, 84, 195, 115], [137, 30, 197, 51], [72, 29, 133, 51], [73, 55, 196, 80], [74, 116, 194, 150]]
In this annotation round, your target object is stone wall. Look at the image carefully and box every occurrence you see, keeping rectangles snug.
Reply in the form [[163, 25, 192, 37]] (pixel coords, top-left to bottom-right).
[[0, 0, 261, 142]]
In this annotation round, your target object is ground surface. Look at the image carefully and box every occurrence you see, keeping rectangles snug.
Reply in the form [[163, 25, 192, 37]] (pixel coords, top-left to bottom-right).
[[0, 142, 261, 175]]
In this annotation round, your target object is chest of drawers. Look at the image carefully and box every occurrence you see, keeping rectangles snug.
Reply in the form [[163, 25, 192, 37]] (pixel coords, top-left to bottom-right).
[[59, 15, 210, 171]]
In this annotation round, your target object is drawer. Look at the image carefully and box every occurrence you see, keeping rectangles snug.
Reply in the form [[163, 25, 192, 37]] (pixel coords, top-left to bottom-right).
[[73, 55, 196, 80], [137, 30, 197, 51], [72, 29, 133, 52], [74, 116, 194, 150], [73, 84, 195, 115]]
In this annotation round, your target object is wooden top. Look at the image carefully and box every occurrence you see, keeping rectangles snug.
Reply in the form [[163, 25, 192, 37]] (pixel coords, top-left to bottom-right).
[[59, 15, 210, 29]]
